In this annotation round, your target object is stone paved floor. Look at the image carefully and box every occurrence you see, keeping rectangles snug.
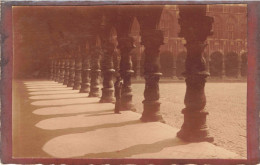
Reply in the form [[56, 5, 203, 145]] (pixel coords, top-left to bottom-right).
[[12, 80, 244, 159], [132, 82, 247, 157]]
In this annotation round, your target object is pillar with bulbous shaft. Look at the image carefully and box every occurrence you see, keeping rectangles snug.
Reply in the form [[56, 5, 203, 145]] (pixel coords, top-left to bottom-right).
[[221, 54, 226, 78], [52, 56, 57, 81], [237, 54, 242, 78], [137, 6, 165, 122], [89, 46, 101, 97], [73, 46, 82, 90], [177, 5, 214, 142], [116, 13, 135, 111], [49, 56, 53, 80], [99, 29, 115, 103], [67, 51, 75, 87], [80, 42, 91, 93], [172, 54, 178, 79], [63, 55, 70, 85], [140, 29, 164, 122], [55, 56, 60, 82], [58, 55, 65, 83]]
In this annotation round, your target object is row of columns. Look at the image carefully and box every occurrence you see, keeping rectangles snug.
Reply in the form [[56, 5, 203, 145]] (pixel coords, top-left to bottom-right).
[[48, 5, 214, 142]]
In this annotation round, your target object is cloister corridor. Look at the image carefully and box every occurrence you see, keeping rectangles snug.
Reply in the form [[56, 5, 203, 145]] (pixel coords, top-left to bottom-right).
[[12, 79, 243, 159]]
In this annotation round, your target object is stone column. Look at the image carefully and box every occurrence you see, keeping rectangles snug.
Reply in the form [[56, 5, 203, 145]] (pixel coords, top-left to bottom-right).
[[177, 5, 214, 142], [140, 29, 164, 122], [99, 16, 116, 103], [80, 42, 91, 93], [115, 12, 135, 111], [55, 56, 60, 82], [58, 56, 65, 83], [49, 56, 53, 80], [52, 56, 57, 81], [237, 54, 241, 78], [172, 54, 178, 79], [89, 39, 101, 97], [67, 50, 75, 87], [73, 46, 82, 90], [221, 53, 226, 79], [172, 41, 178, 79], [137, 6, 165, 122], [117, 35, 135, 111], [63, 55, 70, 85], [99, 39, 115, 103]]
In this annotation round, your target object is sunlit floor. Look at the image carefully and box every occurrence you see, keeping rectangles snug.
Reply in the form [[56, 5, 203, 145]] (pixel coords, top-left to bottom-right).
[[12, 79, 244, 159]]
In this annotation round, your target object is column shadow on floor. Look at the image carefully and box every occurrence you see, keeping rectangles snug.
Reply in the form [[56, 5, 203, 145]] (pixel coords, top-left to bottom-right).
[[27, 88, 72, 92], [81, 137, 186, 158], [41, 118, 186, 158], [35, 112, 141, 131], [28, 90, 81, 95], [26, 85, 69, 89], [33, 102, 114, 116], [29, 93, 91, 100], [30, 97, 99, 106]]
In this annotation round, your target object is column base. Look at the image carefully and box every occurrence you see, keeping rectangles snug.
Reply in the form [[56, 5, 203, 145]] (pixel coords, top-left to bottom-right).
[[80, 88, 90, 93], [63, 80, 68, 86], [177, 129, 214, 142], [177, 108, 214, 143], [99, 97, 115, 103], [73, 85, 81, 90], [58, 79, 64, 83], [99, 88, 115, 103], [140, 100, 165, 123], [120, 101, 136, 112], [67, 82, 74, 87], [89, 88, 100, 97], [88, 93, 100, 97]]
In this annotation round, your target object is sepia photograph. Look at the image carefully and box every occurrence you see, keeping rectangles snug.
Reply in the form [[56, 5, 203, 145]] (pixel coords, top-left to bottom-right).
[[1, 1, 259, 164]]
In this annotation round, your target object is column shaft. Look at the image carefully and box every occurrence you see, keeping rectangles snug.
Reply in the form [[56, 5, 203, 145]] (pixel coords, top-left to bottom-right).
[[99, 39, 115, 103], [67, 57, 75, 87], [89, 47, 101, 97], [55, 59, 60, 82], [177, 5, 214, 142], [140, 30, 164, 122], [63, 58, 70, 85], [58, 58, 65, 83], [117, 36, 135, 111], [80, 43, 91, 93]]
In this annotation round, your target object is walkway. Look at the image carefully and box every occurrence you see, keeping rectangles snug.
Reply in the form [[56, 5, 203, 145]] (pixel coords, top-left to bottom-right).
[[12, 80, 243, 159]]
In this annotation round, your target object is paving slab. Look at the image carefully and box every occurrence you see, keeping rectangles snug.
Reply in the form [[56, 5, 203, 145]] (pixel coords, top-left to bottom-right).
[[12, 80, 244, 159]]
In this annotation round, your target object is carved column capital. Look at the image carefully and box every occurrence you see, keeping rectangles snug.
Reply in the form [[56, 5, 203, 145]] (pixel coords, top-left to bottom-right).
[[117, 36, 135, 52]]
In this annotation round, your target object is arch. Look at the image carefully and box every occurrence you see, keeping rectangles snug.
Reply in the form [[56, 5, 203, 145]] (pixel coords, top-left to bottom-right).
[[240, 52, 247, 77], [209, 51, 223, 77], [225, 51, 239, 77], [131, 17, 140, 36], [176, 51, 187, 77], [160, 51, 174, 77]]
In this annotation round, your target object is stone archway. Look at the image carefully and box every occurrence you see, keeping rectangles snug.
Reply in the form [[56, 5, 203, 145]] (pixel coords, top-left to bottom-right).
[[160, 51, 174, 78], [209, 51, 223, 77], [225, 52, 239, 77], [241, 52, 247, 77], [176, 51, 187, 78]]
